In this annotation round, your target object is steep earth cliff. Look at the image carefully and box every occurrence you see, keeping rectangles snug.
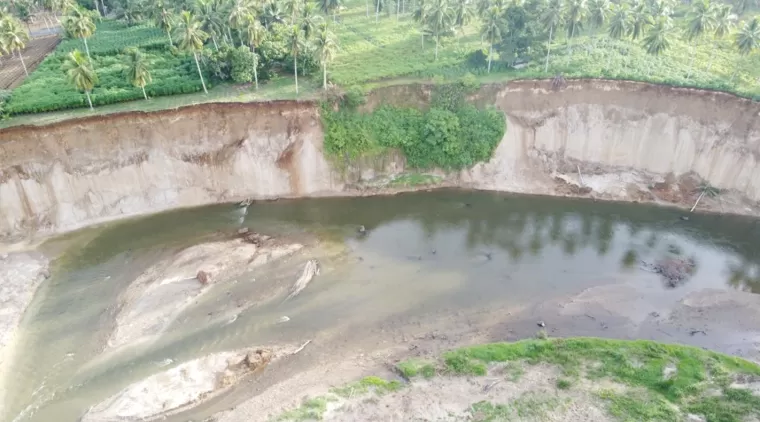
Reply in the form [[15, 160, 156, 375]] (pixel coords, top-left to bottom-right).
[[1, 80, 759, 241]]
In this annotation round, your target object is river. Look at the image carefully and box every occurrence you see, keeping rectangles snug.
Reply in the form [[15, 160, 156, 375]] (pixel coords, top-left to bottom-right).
[[5, 189, 760, 422]]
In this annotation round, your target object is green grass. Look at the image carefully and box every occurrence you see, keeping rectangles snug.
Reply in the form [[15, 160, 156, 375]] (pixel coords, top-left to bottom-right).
[[330, 376, 403, 398], [440, 338, 760, 421], [556, 378, 573, 390], [469, 394, 566, 421], [278, 397, 332, 421], [599, 389, 680, 421], [396, 358, 437, 379], [0, 76, 319, 128]]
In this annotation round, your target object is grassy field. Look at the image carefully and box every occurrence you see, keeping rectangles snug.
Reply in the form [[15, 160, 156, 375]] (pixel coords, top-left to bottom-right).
[[278, 338, 760, 421], [1, 0, 759, 127]]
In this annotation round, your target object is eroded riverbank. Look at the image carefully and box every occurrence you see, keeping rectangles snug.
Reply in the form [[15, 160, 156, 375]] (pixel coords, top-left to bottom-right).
[[2, 80, 760, 243], [3, 190, 760, 422]]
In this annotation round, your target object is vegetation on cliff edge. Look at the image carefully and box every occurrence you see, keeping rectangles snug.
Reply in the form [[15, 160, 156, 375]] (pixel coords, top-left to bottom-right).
[[321, 80, 506, 170]]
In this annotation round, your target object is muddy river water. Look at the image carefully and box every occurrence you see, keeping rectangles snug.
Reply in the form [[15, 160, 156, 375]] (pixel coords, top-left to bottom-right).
[[5, 190, 760, 422]]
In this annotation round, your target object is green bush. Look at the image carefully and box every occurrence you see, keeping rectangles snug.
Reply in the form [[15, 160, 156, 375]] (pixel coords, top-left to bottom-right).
[[321, 85, 506, 170], [229, 47, 256, 83]]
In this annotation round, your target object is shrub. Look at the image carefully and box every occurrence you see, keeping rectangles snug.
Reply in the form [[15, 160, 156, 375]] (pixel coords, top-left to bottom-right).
[[229, 46, 256, 84]]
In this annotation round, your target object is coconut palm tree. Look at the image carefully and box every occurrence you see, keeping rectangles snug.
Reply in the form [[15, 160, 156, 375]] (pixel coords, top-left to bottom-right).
[[287, 24, 304, 94], [629, 0, 651, 40], [587, 0, 610, 49], [425, 0, 454, 60], [229, 0, 253, 47], [733, 16, 760, 80], [318, 0, 340, 21], [313, 22, 337, 89], [64, 49, 97, 109], [301, 2, 322, 40], [413, 0, 430, 48], [607, 3, 631, 69], [453, 0, 473, 34], [608, 3, 631, 40], [154, 4, 175, 46], [284, 0, 302, 23], [563, 0, 587, 50], [541, 0, 564, 72], [175, 10, 209, 94], [735, 16, 760, 55], [690, 182, 719, 212], [244, 16, 266, 89], [261, 0, 284, 27], [62, 6, 96, 60], [124, 48, 151, 100], [481, 4, 503, 72], [194, 0, 225, 50], [0, 16, 29, 76], [707, 4, 736, 70], [685, 0, 716, 79], [642, 15, 673, 57]]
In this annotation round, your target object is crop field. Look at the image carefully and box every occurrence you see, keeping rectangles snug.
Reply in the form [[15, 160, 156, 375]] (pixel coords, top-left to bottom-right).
[[4, 21, 202, 115], [0, 35, 61, 90]]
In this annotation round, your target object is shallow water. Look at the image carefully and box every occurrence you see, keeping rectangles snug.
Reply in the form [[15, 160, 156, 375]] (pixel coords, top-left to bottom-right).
[[5, 189, 760, 422]]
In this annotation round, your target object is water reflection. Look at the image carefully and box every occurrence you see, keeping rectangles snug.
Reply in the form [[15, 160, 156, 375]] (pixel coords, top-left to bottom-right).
[[238, 190, 760, 293]]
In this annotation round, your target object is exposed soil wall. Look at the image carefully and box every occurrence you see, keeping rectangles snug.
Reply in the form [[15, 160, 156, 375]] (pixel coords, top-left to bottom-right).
[[2, 80, 760, 241]]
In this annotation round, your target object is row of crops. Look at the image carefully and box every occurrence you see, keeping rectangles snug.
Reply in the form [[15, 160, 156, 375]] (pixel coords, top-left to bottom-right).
[[4, 20, 204, 115]]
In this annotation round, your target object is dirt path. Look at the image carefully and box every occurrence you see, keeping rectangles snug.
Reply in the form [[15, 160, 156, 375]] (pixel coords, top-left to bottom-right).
[[0, 35, 60, 90]]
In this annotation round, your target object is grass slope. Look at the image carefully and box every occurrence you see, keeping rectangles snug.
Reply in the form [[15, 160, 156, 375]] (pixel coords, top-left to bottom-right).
[[278, 338, 760, 421]]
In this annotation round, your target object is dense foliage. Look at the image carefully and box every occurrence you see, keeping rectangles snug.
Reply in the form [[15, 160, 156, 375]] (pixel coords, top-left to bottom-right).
[[1, 0, 759, 115], [322, 81, 505, 170], [6, 48, 201, 113]]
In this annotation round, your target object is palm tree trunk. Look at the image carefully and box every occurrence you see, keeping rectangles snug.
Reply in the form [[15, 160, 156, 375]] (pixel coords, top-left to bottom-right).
[[17, 48, 28, 76], [83, 37, 91, 60], [167, 30, 173, 46], [323, 62, 327, 89], [435, 34, 439, 60], [707, 41, 716, 71], [193, 51, 208, 94], [252, 46, 259, 90], [212, 37, 219, 51], [294, 52, 299, 94], [141, 84, 148, 100], [227, 27, 235, 46], [93, 0, 100, 16], [488, 33, 493, 73], [85, 91, 93, 109], [100, 0, 106, 15], [366, 0, 369, 17], [690, 190, 706, 212], [421, 31, 424, 48], [375, 0, 380, 22], [544, 25, 553, 73], [396, 0, 400, 20]]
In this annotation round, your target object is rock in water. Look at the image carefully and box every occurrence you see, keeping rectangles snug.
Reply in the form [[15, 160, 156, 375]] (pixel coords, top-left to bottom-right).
[[197, 270, 210, 285], [287, 260, 320, 299]]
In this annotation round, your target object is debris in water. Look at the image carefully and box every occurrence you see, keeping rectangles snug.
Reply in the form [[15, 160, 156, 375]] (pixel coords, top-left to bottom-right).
[[357, 225, 367, 236], [158, 358, 174, 367], [680, 216, 690, 221], [197, 270, 210, 285], [277, 316, 290, 323], [227, 314, 239, 324], [537, 321, 546, 328], [641, 256, 697, 288], [287, 260, 320, 299]]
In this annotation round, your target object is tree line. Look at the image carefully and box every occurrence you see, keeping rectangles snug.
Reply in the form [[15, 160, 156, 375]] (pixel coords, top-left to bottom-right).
[[1, 0, 759, 109]]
